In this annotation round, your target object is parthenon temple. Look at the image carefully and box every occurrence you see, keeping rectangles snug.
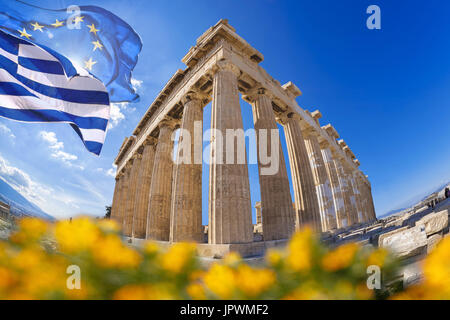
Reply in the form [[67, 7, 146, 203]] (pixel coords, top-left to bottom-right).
[[111, 19, 376, 256]]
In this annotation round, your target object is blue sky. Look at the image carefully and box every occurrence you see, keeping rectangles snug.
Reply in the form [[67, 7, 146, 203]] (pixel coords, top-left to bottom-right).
[[0, 0, 449, 220]]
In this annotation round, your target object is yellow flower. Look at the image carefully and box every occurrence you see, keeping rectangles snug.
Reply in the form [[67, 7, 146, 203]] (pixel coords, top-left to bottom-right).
[[282, 281, 323, 300], [322, 243, 359, 272], [10, 218, 49, 244], [223, 252, 241, 265], [187, 283, 206, 300], [55, 217, 100, 254], [160, 243, 196, 273], [355, 283, 374, 300], [113, 284, 174, 300], [97, 219, 120, 233], [93, 234, 141, 269], [366, 248, 389, 267], [423, 237, 450, 290], [143, 241, 159, 255], [286, 228, 314, 272], [0, 267, 17, 289], [12, 247, 45, 270], [235, 265, 275, 297], [203, 264, 235, 299], [266, 249, 283, 267]]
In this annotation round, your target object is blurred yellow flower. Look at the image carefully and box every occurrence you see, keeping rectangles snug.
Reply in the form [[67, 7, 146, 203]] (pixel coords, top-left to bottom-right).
[[97, 219, 120, 233], [266, 249, 282, 267], [143, 241, 159, 255], [93, 234, 141, 269], [12, 247, 45, 270], [235, 265, 275, 297], [203, 264, 235, 299], [366, 248, 389, 267], [55, 217, 100, 254], [160, 242, 196, 273], [10, 218, 49, 244], [423, 237, 450, 289], [113, 284, 174, 300], [223, 252, 241, 266], [322, 243, 358, 272], [286, 228, 313, 272], [187, 283, 206, 300]]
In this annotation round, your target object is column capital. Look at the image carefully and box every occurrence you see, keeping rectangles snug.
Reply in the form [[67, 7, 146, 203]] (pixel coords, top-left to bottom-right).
[[144, 135, 157, 146], [276, 111, 302, 125], [322, 124, 340, 140], [281, 81, 302, 99], [159, 115, 178, 130], [213, 59, 240, 77], [242, 86, 269, 102], [181, 89, 209, 105]]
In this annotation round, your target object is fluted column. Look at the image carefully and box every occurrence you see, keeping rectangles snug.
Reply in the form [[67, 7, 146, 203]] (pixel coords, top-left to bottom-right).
[[147, 120, 176, 241], [334, 154, 357, 227], [320, 143, 347, 229], [350, 171, 365, 223], [132, 138, 157, 239], [110, 175, 121, 221], [365, 180, 376, 220], [303, 129, 337, 231], [208, 60, 253, 244], [281, 112, 321, 232], [355, 174, 370, 222], [118, 167, 130, 232], [342, 162, 360, 225], [123, 154, 142, 237], [170, 93, 204, 242], [247, 88, 295, 240]]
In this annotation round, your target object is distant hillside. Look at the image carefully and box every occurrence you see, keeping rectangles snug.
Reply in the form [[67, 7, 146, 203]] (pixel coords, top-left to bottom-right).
[[381, 180, 450, 218], [0, 178, 54, 221]]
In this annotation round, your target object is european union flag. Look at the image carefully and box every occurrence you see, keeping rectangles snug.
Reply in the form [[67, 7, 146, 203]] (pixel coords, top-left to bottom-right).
[[0, 0, 142, 103]]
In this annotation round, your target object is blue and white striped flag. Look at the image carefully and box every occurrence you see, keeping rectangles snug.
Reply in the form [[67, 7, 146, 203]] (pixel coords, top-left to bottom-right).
[[0, 29, 110, 155]]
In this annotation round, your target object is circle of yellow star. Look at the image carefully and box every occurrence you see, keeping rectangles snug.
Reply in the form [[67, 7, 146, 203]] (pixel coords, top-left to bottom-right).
[[18, 28, 32, 39], [91, 40, 103, 51], [30, 22, 44, 32], [74, 16, 85, 24], [87, 24, 99, 35], [84, 58, 97, 71], [51, 19, 64, 28]]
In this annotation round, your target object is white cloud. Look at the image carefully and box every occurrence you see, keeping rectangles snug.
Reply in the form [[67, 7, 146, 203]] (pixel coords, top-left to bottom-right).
[[108, 103, 126, 129], [97, 164, 116, 178], [0, 154, 53, 210], [0, 154, 105, 218], [39, 131, 83, 169], [0, 123, 16, 139], [131, 78, 143, 92]]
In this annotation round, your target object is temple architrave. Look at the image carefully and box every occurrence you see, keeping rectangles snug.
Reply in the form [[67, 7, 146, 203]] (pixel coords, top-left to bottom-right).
[[111, 19, 376, 257]]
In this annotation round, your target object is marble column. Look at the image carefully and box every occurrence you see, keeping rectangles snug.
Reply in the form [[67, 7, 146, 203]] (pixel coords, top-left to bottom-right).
[[110, 175, 121, 222], [147, 120, 176, 241], [350, 171, 365, 223], [334, 155, 357, 227], [132, 138, 156, 239], [355, 174, 370, 223], [170, 93, 204, 242], [342, 162, 360, 225], [303, 129, 337, 231], [117, 168, 130, 232], [320, 143, 347, 229], [208, 60, 253, 244], [366, 180, 377, 221], [281, 112, 321, 232], [248, 88, 295, 240], [123, 154, 142, 237]]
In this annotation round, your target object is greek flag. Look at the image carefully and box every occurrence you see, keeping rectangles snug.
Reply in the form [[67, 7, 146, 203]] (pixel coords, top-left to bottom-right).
[[0, 29, 110, 155]]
